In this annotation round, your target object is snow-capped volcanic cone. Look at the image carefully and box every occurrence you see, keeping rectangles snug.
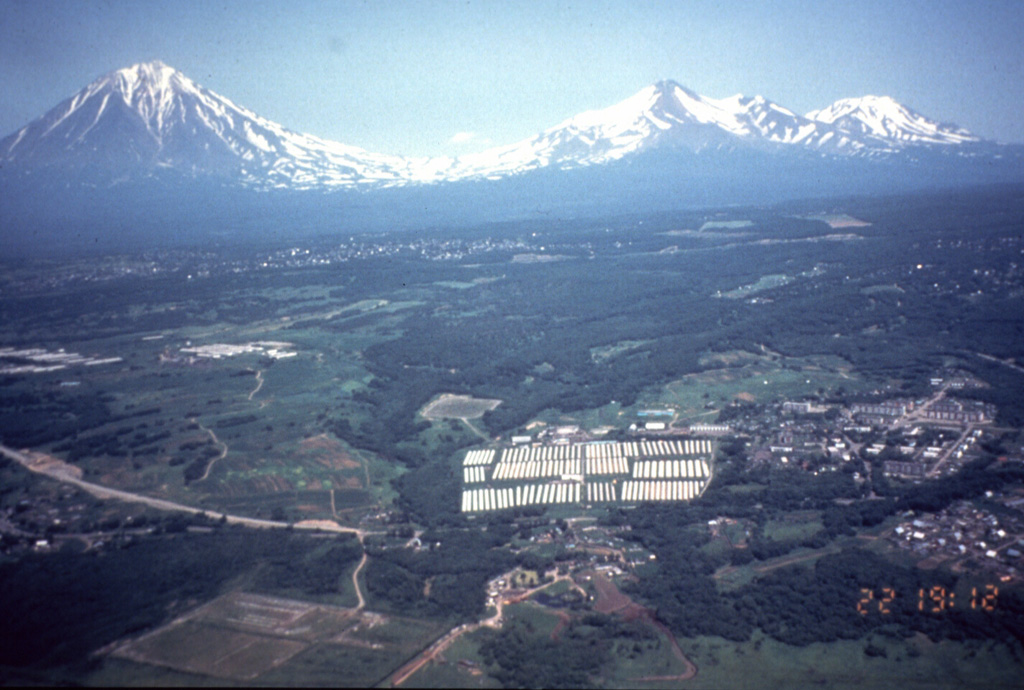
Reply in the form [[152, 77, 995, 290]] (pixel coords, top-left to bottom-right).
[[0, 60, 435, 189]]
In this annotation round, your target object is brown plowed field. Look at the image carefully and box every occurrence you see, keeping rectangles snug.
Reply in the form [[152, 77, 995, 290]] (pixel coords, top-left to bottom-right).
[[299, 434, 360, 469]]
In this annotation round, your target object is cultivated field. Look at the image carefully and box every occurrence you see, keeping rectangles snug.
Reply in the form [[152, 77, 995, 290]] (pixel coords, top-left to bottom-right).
[[108, 591, 438, 684]]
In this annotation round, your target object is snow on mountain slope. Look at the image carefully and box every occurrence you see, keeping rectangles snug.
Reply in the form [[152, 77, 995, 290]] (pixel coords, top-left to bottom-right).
[[0, 61, 442, 189], [0, 62, 996, 191], [806, 95, 980, 146], [443, 81, 906, 179], [443, 81, 747, 178], [473, 81, 745, 171]]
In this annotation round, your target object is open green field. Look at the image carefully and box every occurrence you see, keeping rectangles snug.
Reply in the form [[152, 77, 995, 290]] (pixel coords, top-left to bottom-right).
[[403, 634, 502, 689], [764, 511, 824, 541], [501, 601, 565, 637], [599, 632, 693, 689], [589, 339, 655, 364], [647, 350, 870, 423], [679, 631, 1024, 690], [507, 348, 865, 433], [713, 542, 848, 593], [719, 273, 794, 299]]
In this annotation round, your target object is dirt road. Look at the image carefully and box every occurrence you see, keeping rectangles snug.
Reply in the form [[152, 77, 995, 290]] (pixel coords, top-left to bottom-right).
[[460, 417, 492, 442], [193, 419, 229, 482], [248, 369, 264, 401], [352, 552, 368, 610], [0, 443, 368, 539]]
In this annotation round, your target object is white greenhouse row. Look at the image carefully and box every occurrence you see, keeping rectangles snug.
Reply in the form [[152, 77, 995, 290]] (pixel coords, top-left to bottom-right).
[[586, 482, 618, 503], [637, 439, 712, 456], [481, 439, 712, 468], [620, 480, 705, 502], [463, 449, 496, 466], [583, 442, 634, 459], [461, 482, 582, 512], [499, 445, 583, 463], [631, 459, 710, 479], [492, 460, 583, 480], [462, 478, 709, 511], [584, 456, 630, 475], [463, 466, 487, 483]]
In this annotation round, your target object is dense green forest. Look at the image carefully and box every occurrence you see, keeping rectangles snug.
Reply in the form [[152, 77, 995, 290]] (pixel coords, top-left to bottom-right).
[[365, 526, 516, 618], [478, 614, 658, 688], [604, 450, 1024, 645]]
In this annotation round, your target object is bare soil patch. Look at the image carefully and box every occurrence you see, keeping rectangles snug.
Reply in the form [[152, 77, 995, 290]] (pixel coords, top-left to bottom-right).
[[580, 571, 698, 681], [24, 450, 83, 479], [549, 610, 571, 640], [588, 571, 632, 614], [420, 393, 502, 420], [299, 434, 360, 469]]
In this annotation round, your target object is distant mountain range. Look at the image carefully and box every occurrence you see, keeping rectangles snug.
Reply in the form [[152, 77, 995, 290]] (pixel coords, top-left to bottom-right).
[[2, 61, 1022, 253]]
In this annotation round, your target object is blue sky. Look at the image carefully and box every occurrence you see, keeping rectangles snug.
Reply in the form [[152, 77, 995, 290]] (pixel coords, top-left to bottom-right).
[[2, 0, 1022, 156]]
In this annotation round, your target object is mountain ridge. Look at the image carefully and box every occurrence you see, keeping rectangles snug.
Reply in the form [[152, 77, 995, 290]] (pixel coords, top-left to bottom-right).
[[0, 61, 1008, 192], [2, 61, 1023, 256]]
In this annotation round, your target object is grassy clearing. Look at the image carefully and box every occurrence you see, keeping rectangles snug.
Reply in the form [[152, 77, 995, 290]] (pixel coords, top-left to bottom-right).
[[558, 400, 627, 431], [724, 483, 766, 494], [699, 220, 754, 230], [404, 634, 502, 689], [713, 564, 760, 592], [646, 350, 871, 423], [602, 627, 692, 688], [714, 540, 852, 593], [679, 631, 1024, 690], [537, 579, 572, 597], [351, 443, 405, 508], [764, 511, 823, 541], [501, 602, 563, 637], [721, 520, 750, 544], [719, 274, 794, 299], [590, 339, 654, 364]]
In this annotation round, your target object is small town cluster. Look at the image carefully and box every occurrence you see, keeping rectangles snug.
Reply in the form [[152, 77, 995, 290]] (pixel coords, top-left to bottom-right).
[[460, 369, 1024, 584]]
